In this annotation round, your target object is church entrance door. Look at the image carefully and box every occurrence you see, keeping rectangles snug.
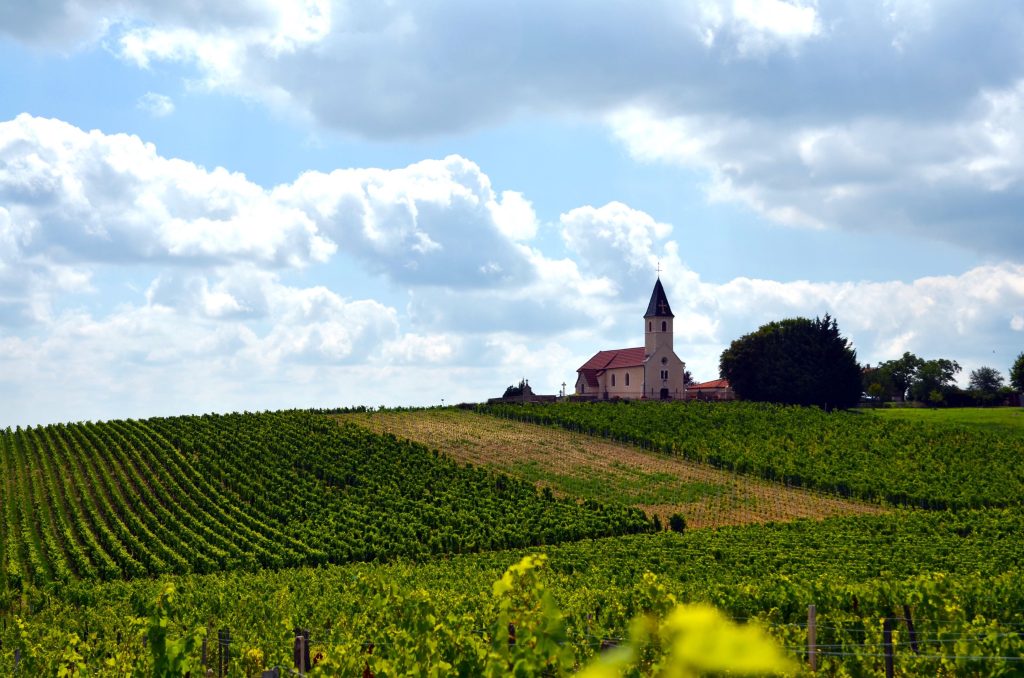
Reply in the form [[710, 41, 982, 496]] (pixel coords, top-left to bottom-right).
[[660, 388, 669, 400]]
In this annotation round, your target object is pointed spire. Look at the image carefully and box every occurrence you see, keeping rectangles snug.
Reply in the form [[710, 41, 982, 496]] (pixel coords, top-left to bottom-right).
[[644, 277, 674, 318]]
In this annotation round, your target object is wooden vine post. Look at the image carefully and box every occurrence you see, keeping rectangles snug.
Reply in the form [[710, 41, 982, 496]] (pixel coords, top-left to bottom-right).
[[807, 604, 817, 672]]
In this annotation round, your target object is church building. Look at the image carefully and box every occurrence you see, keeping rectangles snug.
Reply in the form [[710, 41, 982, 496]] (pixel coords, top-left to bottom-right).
[[574, 278, 687, 400]]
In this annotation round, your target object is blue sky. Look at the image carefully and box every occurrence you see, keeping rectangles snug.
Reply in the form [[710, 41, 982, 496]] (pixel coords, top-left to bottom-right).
[[1, 0, 1023, 426]]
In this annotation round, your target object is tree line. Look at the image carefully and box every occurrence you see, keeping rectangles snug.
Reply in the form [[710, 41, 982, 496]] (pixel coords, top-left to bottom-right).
[[720, 315, 1024, 409]]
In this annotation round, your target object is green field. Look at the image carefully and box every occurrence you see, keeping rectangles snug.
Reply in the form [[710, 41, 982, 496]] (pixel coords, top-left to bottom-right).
[[2, 404, 1024, 675], [868, 405, 1024, 435]]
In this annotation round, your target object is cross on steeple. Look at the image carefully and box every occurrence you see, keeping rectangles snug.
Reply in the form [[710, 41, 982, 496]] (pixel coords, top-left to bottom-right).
[[655, 261, 662, 277]]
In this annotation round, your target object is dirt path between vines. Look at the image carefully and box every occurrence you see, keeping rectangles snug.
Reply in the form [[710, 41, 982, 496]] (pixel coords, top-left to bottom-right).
[[337, 409, 886, 529]]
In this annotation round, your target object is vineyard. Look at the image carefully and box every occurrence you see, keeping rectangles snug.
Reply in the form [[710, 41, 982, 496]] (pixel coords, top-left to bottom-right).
[[3, 506, 1023, 674], [478, 401, 1024, 509], [339, 408, 884, 528], [2, 403, 1023, 674], [0, 411, 651, 591]]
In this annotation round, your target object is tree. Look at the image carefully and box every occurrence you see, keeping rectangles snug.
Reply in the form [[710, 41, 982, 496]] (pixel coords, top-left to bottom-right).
[[503, 379, 527, 398], [876, 352, 923, 401], [861, 364, 895, 401], [968, 366, 1004, 394], [683, 370, 694, 386], [719, 314, 862, 411], [909, 358, 961, 403], [1011, 352, 1024, 393]]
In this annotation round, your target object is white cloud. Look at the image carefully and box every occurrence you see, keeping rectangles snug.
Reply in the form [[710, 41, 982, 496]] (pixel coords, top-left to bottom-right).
[[0, 116, 536, 331], [4, 2, 829, 133], [136, 91, 175, 117], [6, 2, 1024, 259], [2, 159, 1023, 424], [488, 191, 538, 241], [609, 79, 1024, 255], [560, 201, 679, 296], [700, 0, 820, 56], [382, 333, 460, 364], [275, 155, 532, 287], [0, 114, 333, 269]]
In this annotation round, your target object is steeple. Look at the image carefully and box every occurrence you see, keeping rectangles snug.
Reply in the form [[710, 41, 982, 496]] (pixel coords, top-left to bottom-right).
[[644, 277, 674, 357], [644, 277, 674, 318]]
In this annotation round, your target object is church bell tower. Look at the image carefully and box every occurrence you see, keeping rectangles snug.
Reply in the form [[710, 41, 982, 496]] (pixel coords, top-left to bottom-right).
[[644, 277, 674, 357]]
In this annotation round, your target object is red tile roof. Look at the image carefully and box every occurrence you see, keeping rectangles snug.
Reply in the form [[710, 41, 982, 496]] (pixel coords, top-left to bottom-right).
[[579, 369, 601, 388], [690, 378, 730, 390], [578, 347, 647, 372]]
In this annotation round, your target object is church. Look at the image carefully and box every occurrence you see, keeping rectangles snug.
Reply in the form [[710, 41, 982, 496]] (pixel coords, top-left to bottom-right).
[[574, 278, 687, 400]]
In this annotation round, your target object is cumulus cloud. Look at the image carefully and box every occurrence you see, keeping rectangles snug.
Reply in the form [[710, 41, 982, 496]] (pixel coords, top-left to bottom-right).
[[136, 92, 175, 117], [3, 1, 829, 133], [0, 115, 534, 329], [609, 77, 1024, 257], [275, 156, 533, 287], [6, 2, 1021, 260], [560, 201, 678, 295], [0, 114, 333, 269]]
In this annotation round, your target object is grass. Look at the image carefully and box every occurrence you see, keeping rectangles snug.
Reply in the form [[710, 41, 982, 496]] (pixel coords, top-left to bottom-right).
[[866, 406, 1024, 436], [338, 408, 884, 529], [515, 460, 727, 505]]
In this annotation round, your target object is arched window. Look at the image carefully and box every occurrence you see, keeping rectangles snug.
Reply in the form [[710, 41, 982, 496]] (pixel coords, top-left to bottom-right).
[[661, 320, 667, 332], [611, 374, 616, 387], [648, 321, 652, 331], [625, 373, 630, 386]]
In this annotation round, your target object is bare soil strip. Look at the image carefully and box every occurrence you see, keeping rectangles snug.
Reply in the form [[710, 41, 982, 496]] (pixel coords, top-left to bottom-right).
[[338, 409, 886, 529]]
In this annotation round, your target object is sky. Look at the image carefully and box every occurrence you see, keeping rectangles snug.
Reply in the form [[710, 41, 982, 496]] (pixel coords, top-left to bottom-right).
[[1, 0, 1023, 426]]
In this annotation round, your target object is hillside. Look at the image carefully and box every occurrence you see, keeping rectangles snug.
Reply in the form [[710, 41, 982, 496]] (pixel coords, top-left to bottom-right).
[[479, 401, 1024, 509], [0, 411, 650, 591], [340, 408, 884, 528], [4, 403, 1024, 673]]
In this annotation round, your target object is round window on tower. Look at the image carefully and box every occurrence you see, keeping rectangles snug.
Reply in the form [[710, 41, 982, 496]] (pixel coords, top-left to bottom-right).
[[661, 357, 668, 365]]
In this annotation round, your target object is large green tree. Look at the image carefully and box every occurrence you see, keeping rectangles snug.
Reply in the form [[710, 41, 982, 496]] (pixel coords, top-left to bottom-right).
[[876, 352, 923, 401], [719, 314, 862, 410], [1011, 352, 1024, 393], [968, 366, 1004, 394], [909, 358, 961, 404]]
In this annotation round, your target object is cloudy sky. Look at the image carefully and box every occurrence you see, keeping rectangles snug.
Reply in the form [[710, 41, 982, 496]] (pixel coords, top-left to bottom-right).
[[2, 0, 1023, 425]]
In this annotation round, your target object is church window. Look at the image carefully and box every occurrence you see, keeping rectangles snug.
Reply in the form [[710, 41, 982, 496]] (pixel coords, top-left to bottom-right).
[[625, 373, 630, 386], [661, 320, 667, 332], [611, 374, 616, 387], [648, 321, 652, 332]]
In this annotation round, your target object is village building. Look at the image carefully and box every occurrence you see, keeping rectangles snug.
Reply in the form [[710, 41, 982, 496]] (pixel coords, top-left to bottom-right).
[[686, 378, 736, 401], [574, 278, 687, 400]]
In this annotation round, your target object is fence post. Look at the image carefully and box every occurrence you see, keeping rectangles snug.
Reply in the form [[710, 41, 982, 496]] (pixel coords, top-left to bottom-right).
[[362, 641, 375, 678], [902, 604, 919, 654], [807, 604, 817, 672], [295, 634, 307, 675], [883, 618, 895, 678], [508, 622, 516, 648], [218, 628, 231, 677]]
